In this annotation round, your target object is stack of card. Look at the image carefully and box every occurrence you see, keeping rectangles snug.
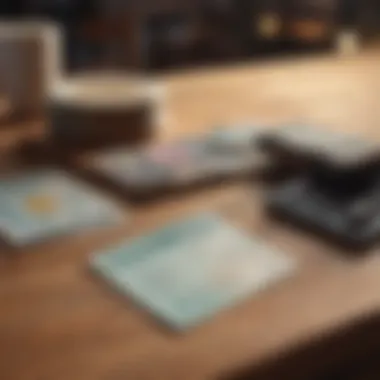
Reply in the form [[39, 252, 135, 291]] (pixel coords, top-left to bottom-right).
[[91, 213, 296, 330], [86, 126, 266, 199], [0, 169, 124, 246], [259, 125, 380, 171], [262, 125, 380, 249]]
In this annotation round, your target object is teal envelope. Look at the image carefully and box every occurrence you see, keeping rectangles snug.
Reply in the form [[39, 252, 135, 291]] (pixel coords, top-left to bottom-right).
[[91, 213, 296, 330]]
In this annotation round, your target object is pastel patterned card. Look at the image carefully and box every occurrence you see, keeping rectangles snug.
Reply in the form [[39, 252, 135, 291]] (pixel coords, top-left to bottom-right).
[[0, 169, 124, 245], [91, 131, 264, 193], [91, 213, 296, 330], [92, 140, 209, 189]]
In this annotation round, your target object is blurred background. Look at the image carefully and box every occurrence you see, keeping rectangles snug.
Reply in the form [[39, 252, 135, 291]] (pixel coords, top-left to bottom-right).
[[3, 3, 380, 380], [0, 0, 378, 72]]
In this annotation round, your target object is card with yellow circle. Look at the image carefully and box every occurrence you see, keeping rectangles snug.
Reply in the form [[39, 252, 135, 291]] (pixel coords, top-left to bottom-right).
[[0, 170, 124, 245]]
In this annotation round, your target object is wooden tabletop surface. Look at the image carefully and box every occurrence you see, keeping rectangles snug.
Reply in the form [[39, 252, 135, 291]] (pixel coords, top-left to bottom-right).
[[2, 50, 380, 380]]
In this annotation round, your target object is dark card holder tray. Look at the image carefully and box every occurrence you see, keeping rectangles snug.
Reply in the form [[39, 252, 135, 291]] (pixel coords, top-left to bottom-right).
[[80, 162, 259, 203], [266, 178, 380, 251]]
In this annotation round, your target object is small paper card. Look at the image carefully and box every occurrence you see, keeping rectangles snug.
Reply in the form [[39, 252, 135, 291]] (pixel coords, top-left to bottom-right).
[[0, 169, 124, 245]]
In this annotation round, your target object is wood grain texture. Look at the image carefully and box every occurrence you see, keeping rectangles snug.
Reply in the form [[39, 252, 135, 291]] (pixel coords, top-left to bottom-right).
[[2, 49, 380, 380]]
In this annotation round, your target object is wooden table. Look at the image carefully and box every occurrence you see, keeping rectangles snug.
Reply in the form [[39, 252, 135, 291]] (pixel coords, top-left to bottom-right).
[[3, 50, 380, 380]]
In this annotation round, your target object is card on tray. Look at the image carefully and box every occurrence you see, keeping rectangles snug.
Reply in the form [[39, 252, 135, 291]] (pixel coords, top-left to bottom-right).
[[0, 169, 124, 246], [259, 125, 380, 169], [204, 125, 269, 175], [206, 124, 266, 152], [91, 213, 296, 330]]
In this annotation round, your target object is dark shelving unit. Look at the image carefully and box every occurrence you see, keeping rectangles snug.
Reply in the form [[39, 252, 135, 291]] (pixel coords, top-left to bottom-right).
[[3, 0, 379, 71]]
